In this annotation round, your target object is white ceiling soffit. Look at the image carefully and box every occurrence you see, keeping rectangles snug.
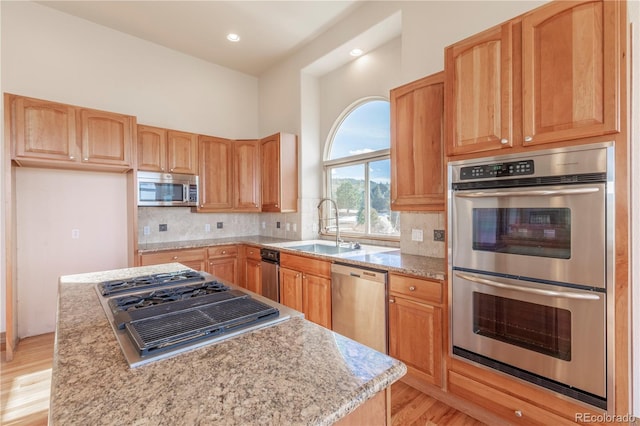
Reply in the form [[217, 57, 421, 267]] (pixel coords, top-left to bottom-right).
[[36, 0, 365, 76], [303, 10, 402, 77]]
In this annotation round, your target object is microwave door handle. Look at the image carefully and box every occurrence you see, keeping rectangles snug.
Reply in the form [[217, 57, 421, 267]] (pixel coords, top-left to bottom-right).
[[455, 272, 601, 300], [183, 184, 188, 203], [455, 187, 600, 198]]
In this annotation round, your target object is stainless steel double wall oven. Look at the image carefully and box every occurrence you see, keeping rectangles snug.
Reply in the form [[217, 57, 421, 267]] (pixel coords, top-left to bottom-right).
[[448, 142, 614, 411]]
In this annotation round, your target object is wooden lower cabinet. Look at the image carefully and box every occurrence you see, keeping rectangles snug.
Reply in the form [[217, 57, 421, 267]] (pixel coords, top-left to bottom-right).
[[335, 388, 389, 426], [139, 248, 206, 272], [279, 253, 331, 328], [388, 273, 443, 388], [448, 371, 576, 425], [206, 245, 238, 284]]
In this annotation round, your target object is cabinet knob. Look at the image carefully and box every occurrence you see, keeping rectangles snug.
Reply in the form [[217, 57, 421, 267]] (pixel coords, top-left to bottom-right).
[[389, 298, 395, 303], [222, 250, 226, 254], [69, 155, 75, 160], [524, 136, 533, 142], [500, 138, 509, 145], [83, 157, 89, 161], [391, 200, 396, 204], [514, 410, 523, 418], [275, 204, 279, 208], [296, 273, 301, 278], [172, 256, 178, 260], [409, 286, 416, 291]]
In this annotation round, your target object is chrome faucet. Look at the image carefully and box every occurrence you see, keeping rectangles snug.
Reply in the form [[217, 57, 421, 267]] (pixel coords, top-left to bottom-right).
[[317, 198, 340, 247]]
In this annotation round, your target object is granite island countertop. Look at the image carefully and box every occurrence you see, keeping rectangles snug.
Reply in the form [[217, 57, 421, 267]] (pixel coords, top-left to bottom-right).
[[50, 263, 406, 425], [138, 236, 446, 280]]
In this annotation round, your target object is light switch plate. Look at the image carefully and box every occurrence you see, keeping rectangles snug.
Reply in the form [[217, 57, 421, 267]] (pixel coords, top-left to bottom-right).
[[411, 229, 423, 242]]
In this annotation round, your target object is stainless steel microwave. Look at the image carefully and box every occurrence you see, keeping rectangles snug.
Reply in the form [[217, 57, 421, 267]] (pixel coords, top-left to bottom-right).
[[137, 171, 198, 207]]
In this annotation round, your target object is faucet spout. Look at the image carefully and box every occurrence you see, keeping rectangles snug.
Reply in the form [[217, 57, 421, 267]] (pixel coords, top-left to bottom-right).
[[317, 198, 340, 247]]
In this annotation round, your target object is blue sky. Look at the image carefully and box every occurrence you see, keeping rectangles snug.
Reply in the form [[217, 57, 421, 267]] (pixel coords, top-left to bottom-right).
[[329, 100, 390, 183]]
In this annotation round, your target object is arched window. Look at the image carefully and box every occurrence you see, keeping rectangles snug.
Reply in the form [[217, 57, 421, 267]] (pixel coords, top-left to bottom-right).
[[323, 98, 399, 239]]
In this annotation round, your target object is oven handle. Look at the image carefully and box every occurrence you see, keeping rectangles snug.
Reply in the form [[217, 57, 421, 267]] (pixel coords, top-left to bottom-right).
[[454, 187, 600, 198], [455, 272, 601, 300]]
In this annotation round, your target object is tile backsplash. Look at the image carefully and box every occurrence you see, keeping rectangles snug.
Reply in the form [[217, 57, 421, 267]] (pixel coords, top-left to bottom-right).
[[137, 206, 446, 259]]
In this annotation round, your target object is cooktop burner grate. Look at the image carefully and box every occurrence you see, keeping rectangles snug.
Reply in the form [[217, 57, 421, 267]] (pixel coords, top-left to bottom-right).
[[125, 295, 279, 356], [98, 270, 206, 296]]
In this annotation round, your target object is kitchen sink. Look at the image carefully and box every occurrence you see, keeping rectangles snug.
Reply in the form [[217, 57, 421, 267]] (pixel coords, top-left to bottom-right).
[[287, 243, 357, 255]]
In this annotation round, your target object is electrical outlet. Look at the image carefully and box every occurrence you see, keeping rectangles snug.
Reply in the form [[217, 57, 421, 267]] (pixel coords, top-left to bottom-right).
[[276, 222, 281, 229], [293, 223, 297, 233], [205, 224, 211, 233], [411, 229, 423, 242], [159, 224, 168, 232], [434, 229, 445, 241], [286, 223, 290, 231], [143, 226, 150, 235], [261, 222, 266, 229], [217, 222, 223, 229]]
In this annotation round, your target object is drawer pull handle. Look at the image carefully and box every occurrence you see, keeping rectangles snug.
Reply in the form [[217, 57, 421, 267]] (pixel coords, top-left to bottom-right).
[[389, 298, 395, 303], [172, 256, 178, 260], [500, 138, 509, 145], [515, 410, 523, 417], [409, 286, 416, 291], [524, 136, 533, 142], [222, 250, 226, 254]]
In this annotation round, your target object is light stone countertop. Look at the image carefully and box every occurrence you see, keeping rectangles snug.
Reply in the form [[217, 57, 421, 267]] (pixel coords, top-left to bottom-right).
[[50, 263, 407, 425], [138, 236, 446, 280]]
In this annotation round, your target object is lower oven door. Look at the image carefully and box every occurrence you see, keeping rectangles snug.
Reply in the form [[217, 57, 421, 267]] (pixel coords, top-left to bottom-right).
[[452, 270, 606, 403]]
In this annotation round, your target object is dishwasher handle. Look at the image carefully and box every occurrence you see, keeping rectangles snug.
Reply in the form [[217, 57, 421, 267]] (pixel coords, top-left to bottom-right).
[[331, 263, 387, 283]]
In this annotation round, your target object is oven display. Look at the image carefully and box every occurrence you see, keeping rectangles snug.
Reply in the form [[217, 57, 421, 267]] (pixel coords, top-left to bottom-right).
[[460, 160, 534, 180]]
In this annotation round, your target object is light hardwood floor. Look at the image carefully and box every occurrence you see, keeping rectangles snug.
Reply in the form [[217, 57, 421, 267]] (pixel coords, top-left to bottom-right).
[[1, 333, 484, 426]]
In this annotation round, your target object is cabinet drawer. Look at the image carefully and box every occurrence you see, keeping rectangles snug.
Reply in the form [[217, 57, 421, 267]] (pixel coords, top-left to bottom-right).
[[389, 274, 442, 304], [448, 371, 576, 425], [207, 245, 237, 258], [280, 253, 331, 278], [244, 245, 262, 261], [140, 249, 204, 265]]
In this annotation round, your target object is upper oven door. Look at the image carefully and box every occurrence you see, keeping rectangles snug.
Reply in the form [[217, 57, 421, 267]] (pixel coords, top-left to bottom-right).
[[452, 183, 606, 288]]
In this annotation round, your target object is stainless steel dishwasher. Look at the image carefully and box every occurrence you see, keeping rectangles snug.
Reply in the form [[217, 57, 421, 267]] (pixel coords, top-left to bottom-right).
[[331, 263, 388, 354]]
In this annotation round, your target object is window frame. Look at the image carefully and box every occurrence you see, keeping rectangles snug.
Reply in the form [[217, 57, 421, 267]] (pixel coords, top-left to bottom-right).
[[322, 97, 398, 242]]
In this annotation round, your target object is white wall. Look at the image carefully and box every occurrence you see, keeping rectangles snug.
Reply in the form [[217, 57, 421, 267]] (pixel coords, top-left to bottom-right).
[[0, 1, 260, 336], [15, 169, 129, 336]]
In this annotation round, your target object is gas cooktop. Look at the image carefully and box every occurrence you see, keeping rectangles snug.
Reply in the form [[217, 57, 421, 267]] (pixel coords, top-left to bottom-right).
[[96, 270, 289, 367]]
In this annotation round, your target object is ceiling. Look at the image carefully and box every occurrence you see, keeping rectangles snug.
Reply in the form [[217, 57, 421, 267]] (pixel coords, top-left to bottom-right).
[[37, 1, 367, 77]]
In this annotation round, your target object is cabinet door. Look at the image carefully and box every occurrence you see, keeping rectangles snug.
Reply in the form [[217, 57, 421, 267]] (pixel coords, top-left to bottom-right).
[[233, 139, 260, 211], [388, 295, 442, 387], [167, 130, 198, 174], [207, 257, 237, 284], [245, 257, 262, 294], [279, 267, 303, 312], [521, 0, 619, 146], [260, 133, 297, 212], [446, 22, 514, 156], [12, 96, 79, 162], [137, 125, 166, 172], [303, 274, 332, 329], [79, 108, 133, 167], [198, 135, 233, 210], [390, 72, 444, 211]]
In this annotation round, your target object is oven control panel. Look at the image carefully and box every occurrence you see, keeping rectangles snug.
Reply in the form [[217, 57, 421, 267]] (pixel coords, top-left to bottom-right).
[[460, 160, 534, 180]]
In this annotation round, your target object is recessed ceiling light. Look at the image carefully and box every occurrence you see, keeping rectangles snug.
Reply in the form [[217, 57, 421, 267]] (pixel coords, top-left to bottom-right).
[[226, 33, 240, 42], [350, 48, 363, 57]]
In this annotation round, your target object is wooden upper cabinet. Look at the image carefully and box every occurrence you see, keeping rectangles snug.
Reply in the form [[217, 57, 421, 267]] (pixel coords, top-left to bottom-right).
[[137, 125, 166, 172], [12, 96, 79, 162], [233, 139, 260, 211], [198, 135, 233, 211], [521, 0, 620, 146], [445, 0, 622, 156], [166, 130, 198, 174], [79, 108, 134, 167], [390, 71, 444, 211], [9, 94, 134, 171], [260, 133, 298, 212], [137, 126, 197, 174], [445, 22, 514, 156]]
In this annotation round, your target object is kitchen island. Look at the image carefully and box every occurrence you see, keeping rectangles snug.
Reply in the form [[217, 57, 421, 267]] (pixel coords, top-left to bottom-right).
[[50, 263, 406, 425]]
